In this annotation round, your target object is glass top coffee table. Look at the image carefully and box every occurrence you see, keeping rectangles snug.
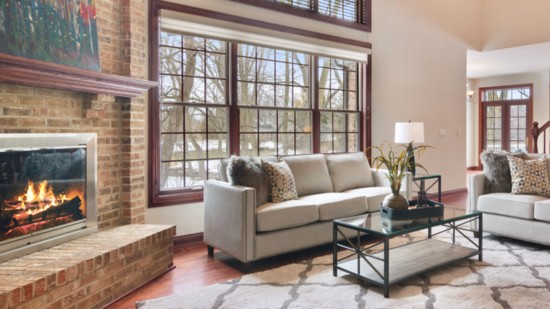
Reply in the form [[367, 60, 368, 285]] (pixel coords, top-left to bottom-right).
[[332, 207, 482, 298]]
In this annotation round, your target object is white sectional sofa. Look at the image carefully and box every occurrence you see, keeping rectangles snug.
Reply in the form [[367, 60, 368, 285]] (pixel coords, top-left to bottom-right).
[[469, 153, 550, 245], [204, 152, 412, 263]]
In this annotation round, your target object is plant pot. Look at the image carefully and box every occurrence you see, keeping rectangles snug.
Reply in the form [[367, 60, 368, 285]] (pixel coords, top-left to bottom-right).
[[381, 192, 409, 210]]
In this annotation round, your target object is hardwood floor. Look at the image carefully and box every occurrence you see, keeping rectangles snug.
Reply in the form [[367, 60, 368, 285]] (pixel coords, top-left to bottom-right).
[[107, 192, 468, 309]]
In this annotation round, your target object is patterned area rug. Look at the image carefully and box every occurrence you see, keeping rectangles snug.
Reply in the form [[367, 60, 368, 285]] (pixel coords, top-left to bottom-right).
[[136, 230, 550, 309]]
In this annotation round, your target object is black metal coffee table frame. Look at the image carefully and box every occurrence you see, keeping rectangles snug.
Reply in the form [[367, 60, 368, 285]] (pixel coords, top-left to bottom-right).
[[332, 211, 482, 298]]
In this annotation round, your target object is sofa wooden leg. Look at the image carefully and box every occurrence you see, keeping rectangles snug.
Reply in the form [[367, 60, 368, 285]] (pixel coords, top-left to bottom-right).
[[207, 245, 214, 257]]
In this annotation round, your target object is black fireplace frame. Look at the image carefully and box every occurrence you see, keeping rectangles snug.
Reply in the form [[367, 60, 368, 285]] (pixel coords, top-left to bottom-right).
[[0, 133, 98, 262]]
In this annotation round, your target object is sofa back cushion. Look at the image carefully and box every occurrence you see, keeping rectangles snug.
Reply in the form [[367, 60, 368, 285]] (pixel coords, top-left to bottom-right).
[[326, 152, 374, 192], [281, 154, 334, 196]]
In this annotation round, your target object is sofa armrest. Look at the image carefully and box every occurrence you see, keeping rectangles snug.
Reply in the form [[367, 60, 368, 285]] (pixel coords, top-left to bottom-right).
[[468, 173, 486, 232], [468, 173, 485, 212], [203, 179, 256, 263], [372, 169, 412, 200]]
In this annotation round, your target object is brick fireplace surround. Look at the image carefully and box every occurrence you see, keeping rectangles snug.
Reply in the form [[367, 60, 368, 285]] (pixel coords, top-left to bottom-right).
[[0, 1, 175, 308]]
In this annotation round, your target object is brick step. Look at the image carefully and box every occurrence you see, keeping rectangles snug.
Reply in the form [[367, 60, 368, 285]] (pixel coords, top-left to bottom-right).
[[0, 224, 175, 309]]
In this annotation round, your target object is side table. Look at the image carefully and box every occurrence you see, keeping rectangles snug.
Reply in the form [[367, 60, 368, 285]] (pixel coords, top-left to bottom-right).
[[413, 174, 441, 205]]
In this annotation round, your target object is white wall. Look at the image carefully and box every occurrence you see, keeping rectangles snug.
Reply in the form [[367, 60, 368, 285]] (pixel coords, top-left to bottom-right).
[[466, 79, 478, 167], [370, 0, 480, 193]]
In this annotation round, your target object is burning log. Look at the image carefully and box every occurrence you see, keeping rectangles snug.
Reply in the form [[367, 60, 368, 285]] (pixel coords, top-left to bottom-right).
[[1, 196, 83, 231]]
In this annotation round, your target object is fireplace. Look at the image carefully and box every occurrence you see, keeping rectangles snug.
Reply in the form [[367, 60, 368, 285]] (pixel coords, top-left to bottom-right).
[[0, 133, 98, 262]]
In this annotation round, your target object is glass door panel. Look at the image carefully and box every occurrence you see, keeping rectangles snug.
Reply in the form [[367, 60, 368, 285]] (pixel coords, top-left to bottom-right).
[[509, 104, 527, 152], [485, 105, 503, 151]]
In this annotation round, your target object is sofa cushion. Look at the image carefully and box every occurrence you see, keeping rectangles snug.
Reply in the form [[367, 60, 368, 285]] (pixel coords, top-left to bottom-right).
[[281, 154, 334, 196], [508, 155, 550, 196], [534, 200, 550, 223], [344, 186, 392, 212], [478, 193, 546, 219], [227, 156, 271, 206], [480, 151, 526, 193], [326, 152, 375, 192], [262, 160, 298, 203], [256, 200, 319, 232], [299, 192, 366, 221]]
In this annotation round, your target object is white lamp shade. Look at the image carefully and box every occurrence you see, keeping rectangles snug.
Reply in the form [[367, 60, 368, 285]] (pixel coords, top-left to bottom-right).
[[395, 122, 425, 144]]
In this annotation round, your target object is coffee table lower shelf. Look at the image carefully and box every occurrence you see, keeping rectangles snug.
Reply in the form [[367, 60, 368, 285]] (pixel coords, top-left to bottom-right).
[[335, 238, 479, 295]]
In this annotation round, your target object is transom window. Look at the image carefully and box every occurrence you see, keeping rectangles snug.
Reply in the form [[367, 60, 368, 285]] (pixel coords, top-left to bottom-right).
[[232, 0, 370, 31], [151, 29, 366, 205]]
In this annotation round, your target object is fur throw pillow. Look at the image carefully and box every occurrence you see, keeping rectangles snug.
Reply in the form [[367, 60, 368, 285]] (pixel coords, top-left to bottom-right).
[[480, 151, 527, 193], [227, 156, 270, 206]]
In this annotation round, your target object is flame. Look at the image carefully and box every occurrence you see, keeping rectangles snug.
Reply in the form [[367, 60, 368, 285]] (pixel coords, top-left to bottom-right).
[[13, 180, 84, 216]]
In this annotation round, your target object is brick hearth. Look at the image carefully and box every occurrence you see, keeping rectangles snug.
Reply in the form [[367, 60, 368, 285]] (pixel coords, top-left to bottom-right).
[[0, 225, 175, 309]]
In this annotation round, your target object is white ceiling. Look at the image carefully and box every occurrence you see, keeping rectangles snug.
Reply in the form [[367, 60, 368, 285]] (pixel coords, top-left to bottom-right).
[[467, 42, 550, 79]]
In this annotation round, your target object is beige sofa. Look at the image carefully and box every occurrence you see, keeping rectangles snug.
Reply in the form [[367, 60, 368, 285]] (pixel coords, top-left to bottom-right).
[[204, 152, 412, 263], [469, 153, 550, 245]]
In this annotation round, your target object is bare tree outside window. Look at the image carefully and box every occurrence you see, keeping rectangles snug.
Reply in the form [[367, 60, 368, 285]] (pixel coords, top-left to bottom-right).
[[159, 32, 228, 190], [318, 57, 360, 153], [237, 44, 312, 156]]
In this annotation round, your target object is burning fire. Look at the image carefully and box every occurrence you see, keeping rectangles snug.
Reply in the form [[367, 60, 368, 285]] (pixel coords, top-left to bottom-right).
[[12, 180, 83, 216]]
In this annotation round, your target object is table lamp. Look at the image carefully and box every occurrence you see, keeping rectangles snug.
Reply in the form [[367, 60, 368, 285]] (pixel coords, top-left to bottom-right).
[[395, 121, 425, 176]]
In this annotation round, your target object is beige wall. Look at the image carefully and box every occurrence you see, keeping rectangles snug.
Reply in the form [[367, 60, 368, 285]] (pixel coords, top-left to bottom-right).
[[482, 0, 550, 51], [369, 0, 480, 193]]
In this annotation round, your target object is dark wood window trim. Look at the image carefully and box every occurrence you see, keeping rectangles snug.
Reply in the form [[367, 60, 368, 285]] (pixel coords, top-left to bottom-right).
[[478, 84, 533, 167], [149, 0, 371, 207], [230, 0, 371, 32]]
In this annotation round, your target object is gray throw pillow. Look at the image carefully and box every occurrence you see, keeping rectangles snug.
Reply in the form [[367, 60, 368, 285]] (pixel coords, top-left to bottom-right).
[[227, 156, 270, 206], [480, 151, 527, 193]]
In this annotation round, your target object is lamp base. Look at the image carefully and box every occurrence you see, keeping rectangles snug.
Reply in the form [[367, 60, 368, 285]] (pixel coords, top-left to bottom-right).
[[407, 142, 416, 176]]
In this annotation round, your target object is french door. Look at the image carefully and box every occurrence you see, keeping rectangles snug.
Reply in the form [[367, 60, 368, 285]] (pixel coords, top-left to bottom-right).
[[480, 84, 532, 152]]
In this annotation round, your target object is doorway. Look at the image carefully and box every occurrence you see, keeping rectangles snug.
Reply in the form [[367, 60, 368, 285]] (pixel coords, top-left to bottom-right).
[[479, 84, 533, 154]]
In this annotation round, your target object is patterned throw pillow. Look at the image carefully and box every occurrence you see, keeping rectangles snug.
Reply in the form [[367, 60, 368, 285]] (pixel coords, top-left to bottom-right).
[[507, 155, 550, 196], [262, 160, 298, 203]]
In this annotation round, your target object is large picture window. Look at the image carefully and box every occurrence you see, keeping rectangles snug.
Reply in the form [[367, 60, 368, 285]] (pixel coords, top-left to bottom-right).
[[152, 29, 366, 205], [149, 5, 370, 206]]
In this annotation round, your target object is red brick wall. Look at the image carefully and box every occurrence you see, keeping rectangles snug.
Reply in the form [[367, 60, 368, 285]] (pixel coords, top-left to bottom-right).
[[0, 225, 175, 309], [0, 0, 148, 228]]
